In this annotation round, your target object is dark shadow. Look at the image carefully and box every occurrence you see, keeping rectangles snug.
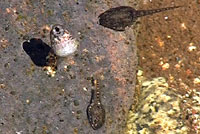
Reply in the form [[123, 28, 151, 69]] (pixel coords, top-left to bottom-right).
[[23, 38, 51, 67]]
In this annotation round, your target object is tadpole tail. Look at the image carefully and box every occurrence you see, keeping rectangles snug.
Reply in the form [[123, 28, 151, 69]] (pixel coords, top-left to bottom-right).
[[89, 90, 95, 104], [135, 6, 181, 18], [89, 79, 101, 103]]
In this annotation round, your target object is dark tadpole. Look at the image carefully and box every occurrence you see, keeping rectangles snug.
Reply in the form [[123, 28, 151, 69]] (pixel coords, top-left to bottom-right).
[[23, 38, 51, 67], [86, 79, 105, 130], [98, 6, 181, 31]]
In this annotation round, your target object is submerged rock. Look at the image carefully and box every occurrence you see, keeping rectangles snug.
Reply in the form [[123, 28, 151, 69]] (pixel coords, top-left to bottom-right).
[[0, 0, 137, 134], [126, 75, 188, 134]]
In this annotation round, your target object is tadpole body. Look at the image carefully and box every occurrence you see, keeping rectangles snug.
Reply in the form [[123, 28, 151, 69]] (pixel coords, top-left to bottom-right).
[[87, 79, 105, 130], [50, 24, 79, 57], [98, 6, 180, 31]]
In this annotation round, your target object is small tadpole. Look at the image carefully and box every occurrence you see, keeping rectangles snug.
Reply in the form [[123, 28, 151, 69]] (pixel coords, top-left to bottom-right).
[[86, 79, 105, 130], [50, 24, 79, 57], [98, 5, 181, 31]]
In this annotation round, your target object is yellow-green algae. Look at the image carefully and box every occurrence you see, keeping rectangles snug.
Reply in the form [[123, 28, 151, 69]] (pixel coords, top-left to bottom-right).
[[126, 70, 188, 134]]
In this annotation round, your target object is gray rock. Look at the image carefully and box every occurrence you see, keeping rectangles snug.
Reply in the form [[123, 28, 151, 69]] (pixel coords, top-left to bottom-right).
[[0, 0, 137, 133]]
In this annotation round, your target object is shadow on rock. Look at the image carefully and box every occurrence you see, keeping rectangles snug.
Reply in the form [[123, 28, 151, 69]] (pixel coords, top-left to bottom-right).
[[23, 38, 51, 67]]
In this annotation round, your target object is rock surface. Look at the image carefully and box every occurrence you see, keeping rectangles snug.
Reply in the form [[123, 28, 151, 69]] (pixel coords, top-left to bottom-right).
[[0, 0, 138, 134]]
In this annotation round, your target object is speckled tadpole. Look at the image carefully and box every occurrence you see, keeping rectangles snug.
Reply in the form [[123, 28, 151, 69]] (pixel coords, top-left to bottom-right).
[[87, 79, 105, 130], [98, 6, 180, 31], [50, 24, 78, 57]]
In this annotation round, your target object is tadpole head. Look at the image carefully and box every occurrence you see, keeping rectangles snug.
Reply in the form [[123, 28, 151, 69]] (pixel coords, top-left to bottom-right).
[[50, 24, 78, 57], [50, 24, 65, 38]]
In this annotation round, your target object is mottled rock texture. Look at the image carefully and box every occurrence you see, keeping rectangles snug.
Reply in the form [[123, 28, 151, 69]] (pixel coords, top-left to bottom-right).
[[0, 0, 137, 134], [126, 76, 188, 134]]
